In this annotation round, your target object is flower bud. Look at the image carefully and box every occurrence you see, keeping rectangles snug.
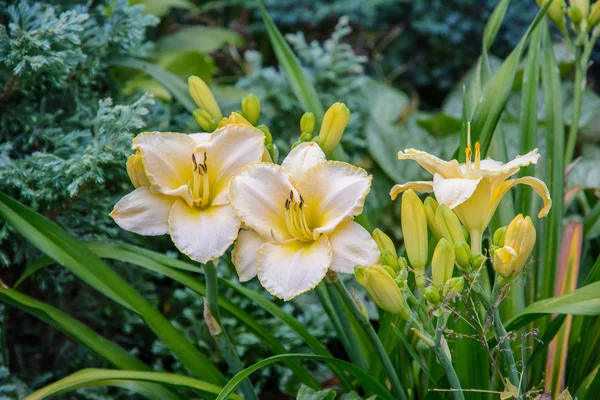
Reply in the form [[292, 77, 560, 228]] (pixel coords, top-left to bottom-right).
[[537, 0, 567, 32], [126, 150, 150, 188], [435, 204, 466, 244], [432, 238, 455, 287], [188, 76, 222, 120], [300, 112, 316, 135], [354, 265, 366, 286], [318, 102, 350, 156], [193, 109, 216, 132], [242, 94, 261, 125], [256, 124, 273, 145], [493, 214, 536, 284], [425, 286, 441, 305], [489, 244, 499, 257], [300, 132, 313, 142], [568, 5, 584, 24], [570, 0, 589, 16], [454, 242, 471, 272], [218, 112, 252, 128], [373, 228, 398, 259], [397, 256, 408, 271], [590, 1, 600, 26], [471, 253, 486, 270], [424, 197, 442, 239], [401, 190, 429, 276], [493, 226, 507, 247], [383, 265, 397, 277], [381, 250, 399, 272], [359, 265, 411, 319], [443, 277, 464, 301]]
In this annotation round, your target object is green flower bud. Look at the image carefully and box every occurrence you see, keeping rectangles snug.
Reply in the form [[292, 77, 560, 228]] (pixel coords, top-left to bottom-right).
[[537, 0, 567, 32], [570, 0, 590, 16], [188, 76, 222, 120], [568, 5, 584, 24], [435, 204, 466, 244], [354, 265, 366, 286], [394, 274, 406, 289], [241, 94, 261, 125], [454, 242, 471, 272], [193, 109, 216, 132], [381, 250, 399, 272], [300, 112, 316, 135], [397, 256, 408, 271], [444, 277, 465, 297], [372, 228, 398, 259], [383, 265, 397, 278], [424, 286, 441, 305], [359, 265, 411, 319], [432, 238, 455, 287], [256, 124, 272, 145], [300, 131, 313, 142], [489, 244, 499, 257], [401, 190, 428, 279], [493, 226, 507, 247], [471, 253, 486, 270], [424, 197, 442, 239], [319, 102, 350, 155], [590, 1, 600, 26]]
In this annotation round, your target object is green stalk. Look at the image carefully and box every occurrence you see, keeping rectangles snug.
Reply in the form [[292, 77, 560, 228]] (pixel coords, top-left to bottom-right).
[[490, 285, 521, 390], [564, 62, 584, 166], [204, 261, 258, 400], [433, 317, 465, 400], [332, 279, 408, 400]]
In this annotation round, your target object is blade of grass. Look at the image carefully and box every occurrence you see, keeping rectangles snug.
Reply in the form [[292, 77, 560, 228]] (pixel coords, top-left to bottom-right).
[[0, 192, 224, 384], [24, 369, 241, 400], [0, 287, 181, 400]]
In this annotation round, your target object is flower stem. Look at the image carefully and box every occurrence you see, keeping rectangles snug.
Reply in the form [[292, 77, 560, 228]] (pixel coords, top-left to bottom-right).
[[332, 279, 408, 400], [434, 317, 465, 400], [204, 261, 258, 400], [470, 230, 482, 255], [489, 284, 520, 391], [564, 62, 584, 166]]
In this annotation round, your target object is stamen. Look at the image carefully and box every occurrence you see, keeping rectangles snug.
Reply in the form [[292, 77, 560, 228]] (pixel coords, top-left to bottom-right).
[[192, 154, 197, 171], [283, 192, 313, 241], [289, 190, 294, 200], [475, 142, 481, 170], [465, 146, 472, 170]]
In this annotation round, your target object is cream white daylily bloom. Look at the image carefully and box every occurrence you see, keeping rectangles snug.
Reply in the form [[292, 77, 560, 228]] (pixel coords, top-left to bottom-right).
[[229, 142, 380, 300], [390, 143, 552, 253], [111, 125, 265, 263]]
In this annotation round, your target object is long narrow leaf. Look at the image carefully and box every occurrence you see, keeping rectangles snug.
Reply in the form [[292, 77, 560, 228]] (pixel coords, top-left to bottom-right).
[[0, 192, 224, 384], [0, 287, 181, 400], [24, 369, 241, 400], [215, 354, 395, 400]]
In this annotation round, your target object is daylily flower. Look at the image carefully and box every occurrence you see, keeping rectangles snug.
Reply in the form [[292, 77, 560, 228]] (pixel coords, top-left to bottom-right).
[[390, 143, 551, 253], [229, 142, 380, 300], [110, 125, 265, 263]]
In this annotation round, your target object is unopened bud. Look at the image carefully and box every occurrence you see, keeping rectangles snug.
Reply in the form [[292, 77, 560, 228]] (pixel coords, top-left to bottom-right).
[[493, 214, 536, 284], [537, 0, 567, 32], [397, 256, 408, 271], [425, 286, 441, 305], [257, 124, 273, 145], [435, 204, 466, 244], [570, 0, 590, 16], [590, 1, 600, 26], [319, 102, 350, 155], [383, 265, 397, 278], [432, 238, 455, 287], [126, 150, 150, 188], [188, 76, 222, 120], [381, 250, 399, 272], [493, 226, 507, 247], [300, 112, 316, 135], [424, 197, 442, 239], [242, 94, 261, 125], [444, 277, 464, 297], [193, 109, 216, 132], [489, 244, 499, 257], [373, 228, 398, 259], [401, 190, 429, 275], [568, 5, 584, 24], [354, 265, 366, 286], [300, 131, 312, 142], [454, 242, 471, 272], [358, 265, 411, 319], [471, 254, 486, 270]]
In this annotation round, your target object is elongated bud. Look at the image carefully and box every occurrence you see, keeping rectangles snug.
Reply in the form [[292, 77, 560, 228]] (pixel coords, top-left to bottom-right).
[[424, 286, 441, 305], [300, 112, 316, 135], [126, 151, 150, 188], [537, 0, 567, 32], [493, 226, 507, 247], [454, 242, 471, 272], [188, 76, 222, 120], [590, 1, 600, 26], [493, 214, 536, 284], [354, 265, 366, 286], [193, 109, 216, 132], [568, 6, 584, 24], [432, 238, 455, 287], [319, 102, 350, 155], [424, 197, 442, 239], [218, 112, 252, 128], [242, 94, 261, 125], [358, 265, 410, 319], [401, 190, 429, 274], [435, 204, 466, 243], [383, 265, 397, 278], [381, 250, 399, 272], [570, 0, 590, 16], [257, 124, 273, 145], [373, 228, 398, 259]]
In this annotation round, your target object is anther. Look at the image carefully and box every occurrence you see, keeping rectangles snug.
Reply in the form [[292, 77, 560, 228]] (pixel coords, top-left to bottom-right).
[[289, 190, 293, 200], [192, 154, 197, 171]]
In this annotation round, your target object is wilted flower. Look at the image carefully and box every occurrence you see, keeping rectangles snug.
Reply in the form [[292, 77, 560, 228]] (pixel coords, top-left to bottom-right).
[[111, 125, 264, 263], [493, 214, 536, 285], [229, 142, 379, 300]]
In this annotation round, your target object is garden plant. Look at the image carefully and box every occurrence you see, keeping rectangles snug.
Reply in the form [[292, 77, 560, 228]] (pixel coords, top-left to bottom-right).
[[1, 0, 600, 399]]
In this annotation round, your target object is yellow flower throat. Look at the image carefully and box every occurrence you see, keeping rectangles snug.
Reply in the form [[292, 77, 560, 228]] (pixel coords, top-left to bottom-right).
[[284, 190, 313, 241], [190, 153, 210, 208]]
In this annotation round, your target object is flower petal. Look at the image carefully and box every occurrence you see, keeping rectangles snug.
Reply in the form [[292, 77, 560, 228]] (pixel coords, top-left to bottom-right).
[[297, 161, 371, 236], [229, 163, 295, 243], [257, 235, 331, 301], [133, 132, 195, 196], [390, 181, 434, 200], [479, 149, 540, 175], [398, 149, 463, 178], [232, 229, 264, 282], [281, 142, 326, 181], [198, 125, 265, 205], [433, 173, 483, 209], [328, 220, 379, 273], [110, 187, 175, 236], [169, 200, 241, 263]]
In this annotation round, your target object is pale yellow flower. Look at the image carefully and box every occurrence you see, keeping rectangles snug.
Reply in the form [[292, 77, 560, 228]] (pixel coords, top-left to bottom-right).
[[111, 125, 264, 263], [494, 214, 536, 283], [229, 142, 379, 300], [390, 144, 551, 253]]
